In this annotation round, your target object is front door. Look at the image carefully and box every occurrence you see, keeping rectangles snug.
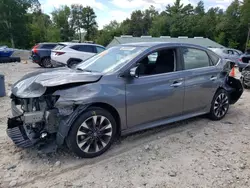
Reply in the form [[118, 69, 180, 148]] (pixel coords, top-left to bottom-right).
[[125, 48, 185, 127], [181, 47, 220, 114]]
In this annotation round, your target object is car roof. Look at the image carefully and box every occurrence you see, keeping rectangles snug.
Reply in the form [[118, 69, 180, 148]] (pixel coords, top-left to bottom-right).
[[58, 42, 105, 48], [120, 42, 209, 50], [39, 42, 57, 45]]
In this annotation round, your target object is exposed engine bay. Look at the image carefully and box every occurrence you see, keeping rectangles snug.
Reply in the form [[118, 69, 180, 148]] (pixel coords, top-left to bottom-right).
[[7, 95, 60, 148]]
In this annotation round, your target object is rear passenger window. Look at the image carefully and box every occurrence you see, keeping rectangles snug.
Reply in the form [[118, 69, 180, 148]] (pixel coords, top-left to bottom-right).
[[182, 48, 210, 70], [42, 44, 57, 49], [78, 45, 95, 53], [54, 44, 66, 50], [96, 46, 105, 53]]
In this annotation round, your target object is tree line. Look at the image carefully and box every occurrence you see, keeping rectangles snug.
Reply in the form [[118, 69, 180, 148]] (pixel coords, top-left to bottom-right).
[[0, 0, 249, 51]]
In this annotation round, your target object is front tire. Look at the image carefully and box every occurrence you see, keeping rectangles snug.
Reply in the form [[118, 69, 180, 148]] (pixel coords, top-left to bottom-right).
[[66, 107, 117, 158], [209, 89, 229, 120]]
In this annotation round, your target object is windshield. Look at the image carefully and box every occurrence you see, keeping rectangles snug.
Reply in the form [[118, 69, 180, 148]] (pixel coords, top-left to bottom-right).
[[77, 46, 146, 73]]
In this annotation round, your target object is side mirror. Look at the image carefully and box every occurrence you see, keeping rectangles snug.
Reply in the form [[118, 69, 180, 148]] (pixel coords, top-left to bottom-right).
[[130, 67, 139, 78]]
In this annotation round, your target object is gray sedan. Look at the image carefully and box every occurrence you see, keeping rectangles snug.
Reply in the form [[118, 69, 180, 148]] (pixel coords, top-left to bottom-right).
[[7, 42, 243, 158]]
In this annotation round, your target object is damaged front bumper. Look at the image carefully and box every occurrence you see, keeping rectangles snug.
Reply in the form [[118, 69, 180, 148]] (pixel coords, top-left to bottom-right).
[[7, 94, 88, 152], [7, 96, 61, 149]]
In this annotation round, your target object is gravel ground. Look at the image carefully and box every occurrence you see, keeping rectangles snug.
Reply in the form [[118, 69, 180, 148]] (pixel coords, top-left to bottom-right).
[[0, 62, 250, 188]]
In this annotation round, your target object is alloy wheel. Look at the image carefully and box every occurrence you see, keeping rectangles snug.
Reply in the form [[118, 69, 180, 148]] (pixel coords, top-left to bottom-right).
[[43, 58, 52, 68], [213, 93, 229, 118], [76, 115, 113, 154]]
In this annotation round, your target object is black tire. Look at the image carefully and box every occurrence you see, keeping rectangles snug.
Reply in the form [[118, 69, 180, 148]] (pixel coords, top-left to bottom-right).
[[242, 80, 249, 89], [239, 67, 243, 72], [209, 89, 230, 120], [66, 107, 117, 158], [41, 57, 52, 68], [68, 60, 80, 68]]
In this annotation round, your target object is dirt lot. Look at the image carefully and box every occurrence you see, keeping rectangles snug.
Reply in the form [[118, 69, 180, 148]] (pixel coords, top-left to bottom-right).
[[0, 62, 250, 188]]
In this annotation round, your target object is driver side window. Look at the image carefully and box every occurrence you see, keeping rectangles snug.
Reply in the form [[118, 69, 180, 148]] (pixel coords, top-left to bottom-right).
[[137, 49, 176, 76]]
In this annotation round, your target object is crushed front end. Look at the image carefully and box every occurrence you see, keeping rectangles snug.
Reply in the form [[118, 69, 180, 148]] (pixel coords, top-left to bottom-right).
[[7, 95, 60, 148]]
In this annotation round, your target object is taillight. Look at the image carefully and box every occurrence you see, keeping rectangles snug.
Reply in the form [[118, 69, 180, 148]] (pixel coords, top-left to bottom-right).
[[55, 52, 65, 56], [32, 44, 39, 54]]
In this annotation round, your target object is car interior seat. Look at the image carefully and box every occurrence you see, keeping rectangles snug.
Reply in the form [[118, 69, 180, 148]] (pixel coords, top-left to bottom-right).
[[152, 50, 175, 74]]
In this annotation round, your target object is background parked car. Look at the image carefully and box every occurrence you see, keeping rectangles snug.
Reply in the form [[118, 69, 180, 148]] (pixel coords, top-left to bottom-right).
[[208, 47, 242, 66], [238, 49, 250, 72], [241, 63, 250, 88], [51, 42, 105, 67], [31, 43, 57, 68]]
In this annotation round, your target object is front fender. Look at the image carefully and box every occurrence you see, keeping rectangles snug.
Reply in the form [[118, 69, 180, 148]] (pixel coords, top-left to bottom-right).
[[54, 82, 126, 145], [56, 105, 89, 145]]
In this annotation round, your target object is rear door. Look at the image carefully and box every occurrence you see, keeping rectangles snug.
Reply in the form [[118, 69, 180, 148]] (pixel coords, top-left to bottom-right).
[[181, 47, 220, 114], [76, 45, 96, 60]]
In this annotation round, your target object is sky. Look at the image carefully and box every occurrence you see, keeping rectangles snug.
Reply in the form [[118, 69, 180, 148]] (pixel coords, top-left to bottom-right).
[[40, 0, 234, 29]]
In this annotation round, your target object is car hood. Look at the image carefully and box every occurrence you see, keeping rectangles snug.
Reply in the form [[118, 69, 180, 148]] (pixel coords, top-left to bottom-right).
[[11, 67, 102, 98]]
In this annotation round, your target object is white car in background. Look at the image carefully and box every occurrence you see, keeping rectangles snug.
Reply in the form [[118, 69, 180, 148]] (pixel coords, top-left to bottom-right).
[[51, 42, 105, 67]]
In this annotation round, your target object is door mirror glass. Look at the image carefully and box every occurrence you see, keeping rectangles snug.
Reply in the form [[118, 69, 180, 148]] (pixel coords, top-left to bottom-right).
[[130, 66, 139, 78]]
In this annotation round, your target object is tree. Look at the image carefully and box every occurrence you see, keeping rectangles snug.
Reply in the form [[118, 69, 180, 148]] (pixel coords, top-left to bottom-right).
[[81, 6, 98, 41], [52, 5, 74, 41], [0, 0, 40, 48], [70, 4, 84, 41], [130, 10, 144, 36], [149, 15, 170, 37]]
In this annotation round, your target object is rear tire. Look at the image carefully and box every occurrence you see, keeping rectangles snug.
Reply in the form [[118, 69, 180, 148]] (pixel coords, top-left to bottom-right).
[[242, 79, 249, 89], [41, 57, 52, 68], [66, 107, 117, 158], [209, 89, 229, 120]]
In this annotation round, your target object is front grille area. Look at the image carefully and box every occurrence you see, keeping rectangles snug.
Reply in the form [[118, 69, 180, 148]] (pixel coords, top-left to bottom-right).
[[7, 116, 33, 148]]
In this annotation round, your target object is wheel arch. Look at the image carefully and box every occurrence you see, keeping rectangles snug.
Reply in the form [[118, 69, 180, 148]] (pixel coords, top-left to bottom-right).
[[67, 58, 82, 64], [88, 102, 121, 137], [56, 102, 121, 146]]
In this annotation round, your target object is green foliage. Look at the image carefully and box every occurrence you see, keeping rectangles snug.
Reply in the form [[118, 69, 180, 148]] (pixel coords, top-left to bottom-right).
[[81, 6, 98, 40], [0, 0, 249, 50]]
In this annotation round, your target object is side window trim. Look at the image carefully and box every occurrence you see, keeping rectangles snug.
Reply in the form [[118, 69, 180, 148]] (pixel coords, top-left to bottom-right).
[[137, 47, 180, 78], [207, 51, 220, 66]]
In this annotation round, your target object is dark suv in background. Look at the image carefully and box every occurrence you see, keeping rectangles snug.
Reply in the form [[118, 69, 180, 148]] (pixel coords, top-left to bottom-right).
[[31, 43, 57, 68]]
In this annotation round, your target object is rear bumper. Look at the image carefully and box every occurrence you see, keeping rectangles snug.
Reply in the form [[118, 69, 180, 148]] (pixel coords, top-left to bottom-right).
[[31, 54, 41, 64]]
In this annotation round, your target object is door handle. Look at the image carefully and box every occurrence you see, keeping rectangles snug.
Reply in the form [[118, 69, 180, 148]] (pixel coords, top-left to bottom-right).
[[170, 82, 183, 87], [210, 76, 217, 81]]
